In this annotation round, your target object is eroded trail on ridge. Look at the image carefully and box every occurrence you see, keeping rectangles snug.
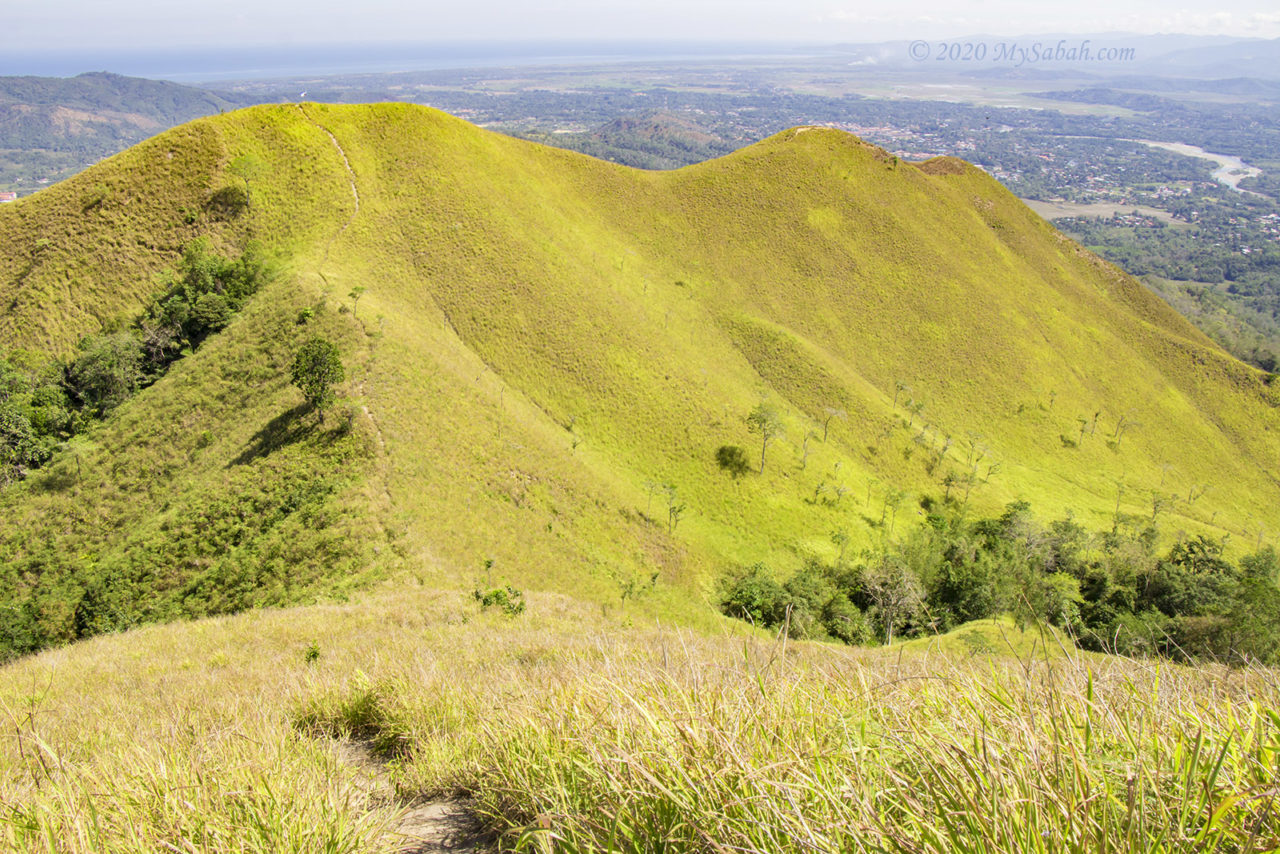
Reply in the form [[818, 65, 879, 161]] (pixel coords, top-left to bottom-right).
[[293, 105, 396, 512], [295, 103, 361, 276]]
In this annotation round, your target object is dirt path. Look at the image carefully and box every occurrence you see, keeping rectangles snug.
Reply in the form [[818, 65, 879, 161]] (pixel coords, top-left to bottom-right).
[[295, 103, 362, 277], [358, 392, 395, 507], [337, 740, 484, 853], [292, 118, 470, 849], [397, 801, 483, 853], [293, 104, 395, 510]]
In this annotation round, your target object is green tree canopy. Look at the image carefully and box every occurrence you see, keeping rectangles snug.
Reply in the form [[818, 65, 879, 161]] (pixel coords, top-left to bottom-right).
[[290, 337, 344, 421], [66, 331, 144, 416]]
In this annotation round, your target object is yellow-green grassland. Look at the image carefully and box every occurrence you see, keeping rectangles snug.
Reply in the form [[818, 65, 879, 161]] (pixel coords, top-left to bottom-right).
[[1, 104, 1278, 851]]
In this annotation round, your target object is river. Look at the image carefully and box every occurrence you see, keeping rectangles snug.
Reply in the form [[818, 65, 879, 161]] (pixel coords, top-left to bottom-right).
[[1127, 139, 1263, 195]]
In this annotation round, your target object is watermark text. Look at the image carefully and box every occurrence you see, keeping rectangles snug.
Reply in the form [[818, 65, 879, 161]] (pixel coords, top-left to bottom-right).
[[907, 39, 1136, 66]]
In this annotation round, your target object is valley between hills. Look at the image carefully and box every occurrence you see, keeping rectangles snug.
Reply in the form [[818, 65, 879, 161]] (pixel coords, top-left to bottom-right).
[[0, 103, 1278, 852]]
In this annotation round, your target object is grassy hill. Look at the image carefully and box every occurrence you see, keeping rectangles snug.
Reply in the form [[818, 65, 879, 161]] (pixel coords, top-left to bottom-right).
[[1, 101, 1279, 852], [2, 102, 1280, 655]]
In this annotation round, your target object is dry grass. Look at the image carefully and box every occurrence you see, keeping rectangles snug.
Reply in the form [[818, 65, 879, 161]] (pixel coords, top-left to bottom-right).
[[463, 644, 1280, 852], [2, 585, 1275, 852]]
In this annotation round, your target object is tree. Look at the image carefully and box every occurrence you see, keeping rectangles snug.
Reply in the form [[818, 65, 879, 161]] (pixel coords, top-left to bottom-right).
[[190, 292, 232, 338], [821, 407, 846, 442], [800, 429, 818, 470], [746, 403, 784, 474], [721, 564, 788, 626], [228, 154, 266, 212], [662, 483, 686, 535], [1227, 548, 1280, 664], [0, 406, 40, 485], [66, 331, 144, 416], [290, 337, 344, 422], [863, 556, 924, 645], [893, 380, 909, 410], [349, 286, 367, 318]]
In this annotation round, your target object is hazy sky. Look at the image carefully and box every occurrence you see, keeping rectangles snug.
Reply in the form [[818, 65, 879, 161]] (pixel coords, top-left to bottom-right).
[[10, 0, 1280, 48]]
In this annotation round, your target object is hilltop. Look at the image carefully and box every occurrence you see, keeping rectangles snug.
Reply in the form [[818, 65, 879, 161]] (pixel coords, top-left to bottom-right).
[[515, 109, 738, 170]]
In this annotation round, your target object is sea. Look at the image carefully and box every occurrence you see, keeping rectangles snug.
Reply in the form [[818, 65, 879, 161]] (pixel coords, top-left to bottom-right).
[[0, 41, 823, 83]]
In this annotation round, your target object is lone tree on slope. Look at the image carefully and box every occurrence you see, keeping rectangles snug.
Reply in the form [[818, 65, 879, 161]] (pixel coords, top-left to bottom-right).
[[291, 336, 344, 423], [746, 402, 785, 474], [228, 154, 266, 212]]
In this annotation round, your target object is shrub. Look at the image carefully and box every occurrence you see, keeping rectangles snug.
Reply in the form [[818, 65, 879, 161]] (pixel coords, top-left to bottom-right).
[[783, 564, 837, 638], [721, 564, 788, 627], [473, 586, 526, 616], [0, 406, 42, 483], [822, 593, 874, 644], [191, 292, 232, 336]]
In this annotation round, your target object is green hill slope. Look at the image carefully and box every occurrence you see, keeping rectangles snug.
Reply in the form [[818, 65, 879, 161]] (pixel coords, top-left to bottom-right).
[[2, 102, 1279, 654]]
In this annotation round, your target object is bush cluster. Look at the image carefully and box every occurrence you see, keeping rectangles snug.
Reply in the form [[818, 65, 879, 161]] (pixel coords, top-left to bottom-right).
[[473, 585, 527, 616], [723, 500, 1280, 664]]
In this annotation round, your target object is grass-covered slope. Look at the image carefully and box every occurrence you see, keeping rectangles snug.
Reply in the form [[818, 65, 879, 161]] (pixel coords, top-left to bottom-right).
[[1, 103, 1279, 652], [2, 586, 1277, 852]]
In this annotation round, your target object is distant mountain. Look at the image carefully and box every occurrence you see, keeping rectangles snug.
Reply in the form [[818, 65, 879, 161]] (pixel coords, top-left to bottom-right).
[[1137, 38, 1280, 80], [0, 71, 251, 192], [0, 71, 243, 118], [515, 110, 738, 170]]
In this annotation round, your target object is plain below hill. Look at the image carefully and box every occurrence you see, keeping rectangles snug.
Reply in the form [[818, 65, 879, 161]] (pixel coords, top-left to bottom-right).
[[0, 103, 1279, 657]]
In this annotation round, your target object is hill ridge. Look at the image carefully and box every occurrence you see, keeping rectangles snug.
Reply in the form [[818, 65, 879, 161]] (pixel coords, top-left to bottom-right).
[[0, 101, 1278, 656]]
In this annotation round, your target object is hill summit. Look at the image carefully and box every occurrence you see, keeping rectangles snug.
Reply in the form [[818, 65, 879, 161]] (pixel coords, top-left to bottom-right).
[[1, 102, 1278, 652]]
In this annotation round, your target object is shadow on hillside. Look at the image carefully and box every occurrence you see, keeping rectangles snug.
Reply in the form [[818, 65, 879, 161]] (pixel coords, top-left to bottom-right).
[[28, 462, 79, 494], [230, 404, 314, 466]]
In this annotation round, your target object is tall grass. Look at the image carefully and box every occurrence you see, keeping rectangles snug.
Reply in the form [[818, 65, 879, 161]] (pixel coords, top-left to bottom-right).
[[286, 594, 1280, 853], [1, 583, 1277, 851], [1, 716, 390, 853], [464, 648, 1280, 852]]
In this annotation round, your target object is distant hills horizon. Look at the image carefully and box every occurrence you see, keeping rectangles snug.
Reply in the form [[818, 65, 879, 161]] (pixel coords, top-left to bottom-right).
[[1, 33, 1276, 82]]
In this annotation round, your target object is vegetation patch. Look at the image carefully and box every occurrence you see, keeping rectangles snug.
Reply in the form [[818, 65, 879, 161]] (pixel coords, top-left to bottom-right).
[[0, 237, 272, 484], [722, 500, 1280, 664]]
